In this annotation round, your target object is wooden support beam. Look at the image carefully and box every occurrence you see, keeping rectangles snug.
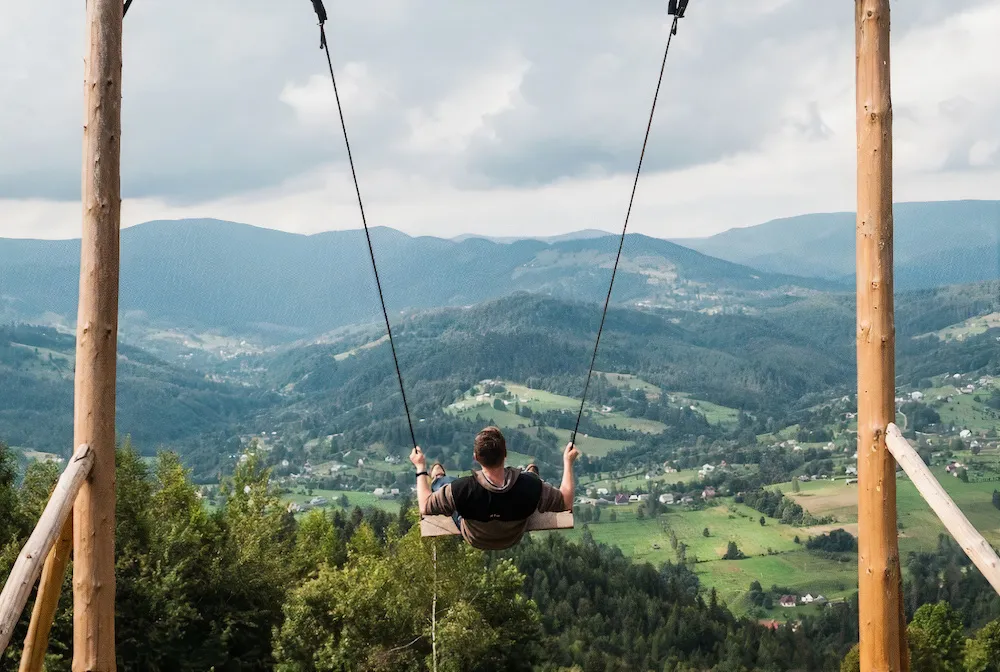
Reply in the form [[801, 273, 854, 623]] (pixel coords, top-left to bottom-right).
[[19, 518, 73, 672], [855, 1, 908, 669], [885, 424, 1000, 595], [74, 0, 123, 669], [0, 446, 93, 655], [420, 512, 574, 537]]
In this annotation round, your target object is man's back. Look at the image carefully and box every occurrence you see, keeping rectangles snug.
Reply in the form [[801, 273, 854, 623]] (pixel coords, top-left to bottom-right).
[[426, 467, 567, 550]]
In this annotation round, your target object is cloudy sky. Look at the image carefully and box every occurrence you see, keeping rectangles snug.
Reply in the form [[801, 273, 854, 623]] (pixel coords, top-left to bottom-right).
[[1, 0, 998, 241]]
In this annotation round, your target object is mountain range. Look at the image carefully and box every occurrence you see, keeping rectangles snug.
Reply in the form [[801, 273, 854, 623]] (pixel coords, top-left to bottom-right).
[[0, 218, 829, 340], [1, 200, 995, 343], [675, 200, 999, 288]]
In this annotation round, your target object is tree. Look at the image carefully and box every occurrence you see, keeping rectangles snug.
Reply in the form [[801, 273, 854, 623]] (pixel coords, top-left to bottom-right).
[[792, 478, 800, 493], [908, 601, 965, 672], [992, 490, 1000, 511], [273, 524, 540, 671], [759, 516, 766, 527], [609, 510, 617, 522], [723, 541, 746, 560], [703, 527, 710, 538], [840, 643, 860, 672], [637, 507, 645, 520], [493, 398, 506, 411], [965, 618, 1000, 672]]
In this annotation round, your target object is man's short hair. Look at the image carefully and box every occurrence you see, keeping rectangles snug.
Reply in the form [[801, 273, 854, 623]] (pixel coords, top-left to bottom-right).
[[474, 426, 507, 468]]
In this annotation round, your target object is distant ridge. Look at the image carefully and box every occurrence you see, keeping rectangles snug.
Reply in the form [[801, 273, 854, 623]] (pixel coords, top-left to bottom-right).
[[0, 218, 827, 337], [451, 229, 614, 244], [674, 200, 1000, 288]]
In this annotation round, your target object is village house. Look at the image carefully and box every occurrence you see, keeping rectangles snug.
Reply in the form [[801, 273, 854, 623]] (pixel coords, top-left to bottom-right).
[[659, 493, 675, 505], [701, 487, 716, 500], [615, 494, 630, 506], [637, 494, 650, 502], [779, 595, 798, 608], [628, 494, 640, 503]]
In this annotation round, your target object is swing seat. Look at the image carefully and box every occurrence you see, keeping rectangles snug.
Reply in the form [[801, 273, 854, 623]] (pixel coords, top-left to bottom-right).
[[420, 511, 575, 537]]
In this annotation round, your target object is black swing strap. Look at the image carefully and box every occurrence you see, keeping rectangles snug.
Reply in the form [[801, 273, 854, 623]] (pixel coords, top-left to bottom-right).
[[309, 0, 418, 451], [570, 7, 689, 446]]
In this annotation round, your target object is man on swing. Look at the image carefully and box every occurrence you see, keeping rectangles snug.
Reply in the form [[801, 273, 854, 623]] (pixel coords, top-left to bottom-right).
[[410, 426, 579, 550]]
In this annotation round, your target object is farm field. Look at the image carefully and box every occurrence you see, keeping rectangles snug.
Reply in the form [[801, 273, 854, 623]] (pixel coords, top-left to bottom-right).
[[560, 462, 1000, 617], [922, 312, 1000, 341], [594, 371, 662, 398], [925, 388, 1000, 434], [555, 501, 857, 614], [282, 488, 401, 512], [580, 468, 705, 492], [669, 393, 741, 426], [781, 469, 1000, 552], [449, 404, 633, 457]]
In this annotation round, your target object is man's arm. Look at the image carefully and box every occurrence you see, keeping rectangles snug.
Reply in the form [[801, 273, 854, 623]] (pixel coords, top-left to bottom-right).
[[410, 446, 432, 515], [559, 442, 580, 510]]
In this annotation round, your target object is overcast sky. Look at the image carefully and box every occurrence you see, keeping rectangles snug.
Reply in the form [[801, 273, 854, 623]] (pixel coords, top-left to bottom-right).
[[1, 0, 998, 241]]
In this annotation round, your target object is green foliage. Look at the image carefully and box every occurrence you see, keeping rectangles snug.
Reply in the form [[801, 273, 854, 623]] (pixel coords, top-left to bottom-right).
[[806, 529, 858, 554], [723, 541, 746, 560], [274, 527, 538, 671], [908, 601, 965, 672], [840, 643, 860, 672], [965, 618, 1000, 672]]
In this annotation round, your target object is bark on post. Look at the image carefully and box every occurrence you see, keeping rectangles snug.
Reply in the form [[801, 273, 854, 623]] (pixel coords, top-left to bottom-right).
[[19, 519, 73, 672], [855, 0, 908, 669], [73, 0, 123, 669]]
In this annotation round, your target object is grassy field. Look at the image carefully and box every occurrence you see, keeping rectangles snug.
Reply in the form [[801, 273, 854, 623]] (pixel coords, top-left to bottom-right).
[[450, 382, 668, 437], [594, 372, 661, 399], [782, 469, 1000, 553], [580, 468, 703, 491], [558, 464, 1000, 616], [922, 383, 1000, 434], [670, 393, 741, 426], [21, 449, 64, 463], [282, 488, 401, 512], [922, 312, 1000, 341], [448, 395, 634, 458], [557, 501, 858, 613]]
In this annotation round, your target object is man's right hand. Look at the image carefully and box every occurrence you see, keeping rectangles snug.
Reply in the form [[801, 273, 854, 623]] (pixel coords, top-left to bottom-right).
[[410, 446, 427, 471], [563, 442, 580, 464]]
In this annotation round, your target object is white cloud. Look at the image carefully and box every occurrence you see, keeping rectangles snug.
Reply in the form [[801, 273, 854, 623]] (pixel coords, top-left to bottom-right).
[[403, 52, 531, 156], [0, 0, 997, 241]]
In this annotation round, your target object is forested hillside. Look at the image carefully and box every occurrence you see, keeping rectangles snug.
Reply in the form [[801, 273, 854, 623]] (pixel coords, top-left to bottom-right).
[[3, 281, 996, 481]]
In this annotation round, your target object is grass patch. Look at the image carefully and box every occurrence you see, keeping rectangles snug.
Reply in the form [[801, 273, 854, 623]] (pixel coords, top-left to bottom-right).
[[282, 488, 401, 512], [670, 393, 741, 426], [580, 468, 703, 491], [594, 372, 662, 399]]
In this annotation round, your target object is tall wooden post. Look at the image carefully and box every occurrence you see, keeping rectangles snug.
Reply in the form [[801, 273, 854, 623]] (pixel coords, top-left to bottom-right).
[[856, 1, 907, 670], [74, 0, 123, 669]]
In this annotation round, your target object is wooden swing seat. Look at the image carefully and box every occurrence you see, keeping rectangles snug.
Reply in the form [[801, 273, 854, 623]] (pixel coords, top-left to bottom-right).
[[420, 511, 574, 537]]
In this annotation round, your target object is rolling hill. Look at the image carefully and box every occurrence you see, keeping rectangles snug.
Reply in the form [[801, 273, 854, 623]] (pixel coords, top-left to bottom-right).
[[675, 200, 1000, 288]]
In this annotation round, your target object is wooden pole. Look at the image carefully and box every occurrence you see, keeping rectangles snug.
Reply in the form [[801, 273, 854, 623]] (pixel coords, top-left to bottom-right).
[[885, 424, 1000, 596], [74, 0, 123, 669], [0, 446, 94, 654], [19, 519, 73, 672], [856, 1, 907, 670]]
